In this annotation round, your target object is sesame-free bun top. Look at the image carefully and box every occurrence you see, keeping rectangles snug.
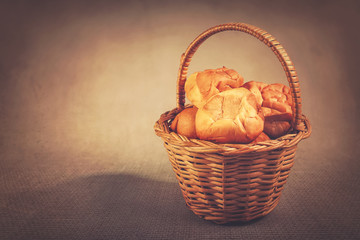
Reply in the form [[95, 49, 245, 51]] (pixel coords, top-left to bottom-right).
[[170, 106, 198, 139], [195, 88, 264, 143], [185, 67, 244, 108]]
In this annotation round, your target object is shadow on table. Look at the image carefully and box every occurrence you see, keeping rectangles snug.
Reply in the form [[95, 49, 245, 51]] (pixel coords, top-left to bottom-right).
[[3, 173, 272, 240]]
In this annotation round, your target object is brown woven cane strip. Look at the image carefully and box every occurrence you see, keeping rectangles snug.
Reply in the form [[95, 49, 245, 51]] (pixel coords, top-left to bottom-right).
[[162, 132, 298, 223], [154, 111, 310, 153]]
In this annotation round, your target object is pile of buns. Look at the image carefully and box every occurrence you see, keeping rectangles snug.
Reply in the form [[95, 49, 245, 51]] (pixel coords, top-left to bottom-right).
[[171, 67, 293, 144]]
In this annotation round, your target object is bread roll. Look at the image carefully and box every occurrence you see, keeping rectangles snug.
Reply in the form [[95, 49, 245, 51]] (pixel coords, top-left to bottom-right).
[[262, 107, 292, 121], [185, 67, 244, 108], [261, 83, 293, 120], [264, 119, 291, 139], [251, 132, 270, 144], [170, 107, 198, 139], [242, 81, 268, 105], [260, 83, 293, 138], [195, 88, 264, 143]]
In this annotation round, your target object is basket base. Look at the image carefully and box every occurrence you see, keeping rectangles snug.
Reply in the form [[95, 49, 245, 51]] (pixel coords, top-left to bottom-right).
[[184, 194, 281, 224], [157, 110, 303, 225]]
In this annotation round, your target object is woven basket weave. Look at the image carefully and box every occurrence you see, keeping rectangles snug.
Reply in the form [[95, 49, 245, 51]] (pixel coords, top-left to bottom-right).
[[154, 23, 311, 224]]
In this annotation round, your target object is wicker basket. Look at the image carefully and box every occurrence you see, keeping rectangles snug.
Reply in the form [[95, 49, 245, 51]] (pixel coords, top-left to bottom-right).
[[154, 23, 311, 224]]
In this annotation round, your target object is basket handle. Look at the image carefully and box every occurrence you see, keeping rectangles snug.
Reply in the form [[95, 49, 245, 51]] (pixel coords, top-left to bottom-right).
[[176, 23, 305, 131]]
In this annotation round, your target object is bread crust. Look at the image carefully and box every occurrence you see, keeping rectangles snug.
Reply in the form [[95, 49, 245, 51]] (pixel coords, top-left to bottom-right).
[[242, 81, 268, 106], [264, 120, 291, 139], [250, 132, 270, 144], [261, 83, 292, 118], [185, 67, 244, 108], [260, 83, 293, 138], [170, 107, 198, 139], [196, 88, 264, 143]]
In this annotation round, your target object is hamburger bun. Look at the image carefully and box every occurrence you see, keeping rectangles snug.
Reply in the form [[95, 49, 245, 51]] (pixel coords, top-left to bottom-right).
[[185, 67, 244, 108], [195, 88, 264, 143]]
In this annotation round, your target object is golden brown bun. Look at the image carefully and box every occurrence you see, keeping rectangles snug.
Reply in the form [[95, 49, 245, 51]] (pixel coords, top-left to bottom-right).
[[195, 88, 264, 143], [242, 81, 268, 105], [261, 83, 293, 120], [251, 132, 270, 144], [185, 67, 244, 108], [170, 107, 198, 139], [260, 83, 293, 138], [264, 119, 291, 139], [262, 107, 292, 121]]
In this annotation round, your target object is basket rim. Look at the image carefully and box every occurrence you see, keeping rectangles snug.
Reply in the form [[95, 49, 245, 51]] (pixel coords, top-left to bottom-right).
[[154, 105, 311, 155]]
